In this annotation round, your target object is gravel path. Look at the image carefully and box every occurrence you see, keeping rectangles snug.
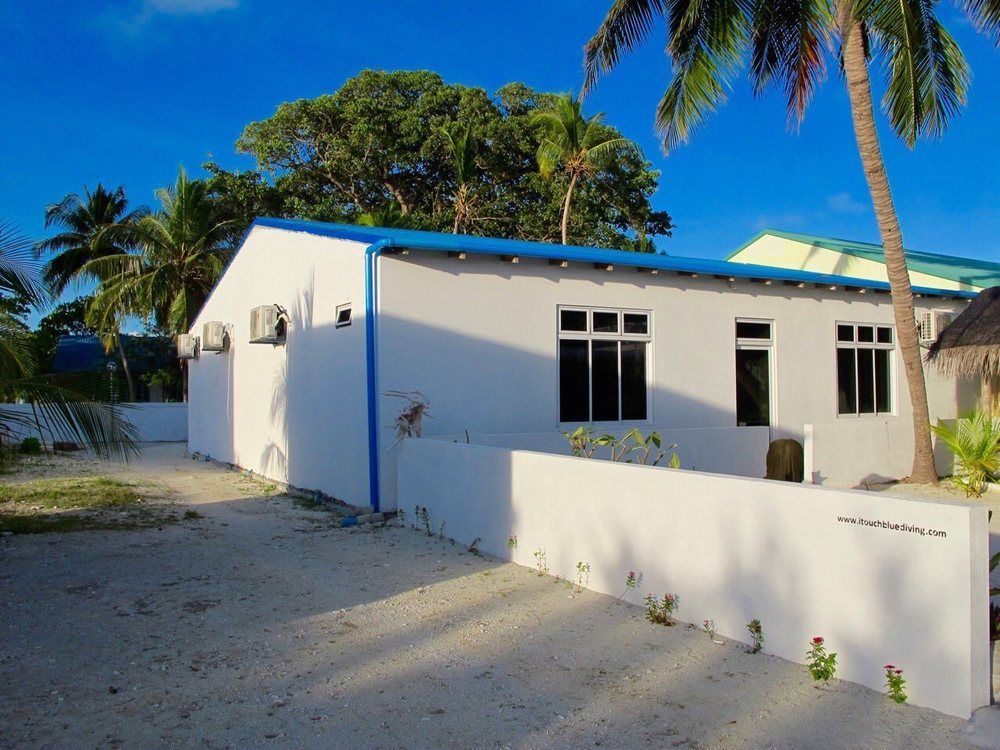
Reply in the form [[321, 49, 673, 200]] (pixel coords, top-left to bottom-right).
[[0, 444, 979, 749]]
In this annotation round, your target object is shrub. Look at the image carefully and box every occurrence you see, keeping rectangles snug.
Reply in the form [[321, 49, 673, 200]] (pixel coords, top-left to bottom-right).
[[19, 437, 41, 455], [806, 636, 837, 683], [746, 619, 764, 653], [644, 593, 679, 625], [931, 412, 1000, 497], [884, 664, 907, 703]]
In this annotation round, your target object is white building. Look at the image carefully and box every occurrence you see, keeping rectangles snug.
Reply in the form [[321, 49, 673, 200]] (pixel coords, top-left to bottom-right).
[[186, 219, 976, 512]]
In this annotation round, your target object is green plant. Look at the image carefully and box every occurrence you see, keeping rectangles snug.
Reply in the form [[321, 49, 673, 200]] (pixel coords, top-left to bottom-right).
[[468, 537, 481, 556], [644, 593, 679, 625], [562, 426, 598, 458], [806, 637, 838, 683], [18, 437, 41, 455], [702, 619, 717, 640], [533, 549, 548, 577], [883, 664, 907, 703], [991, 603, 1000, 642], [417, 506, 432, 536], [507, 534, 517, 550], [931, 412, 1000, 497], [438, 521, 446, 540], [575, 561, 591, 591], [746, 619, 764, 654], [619, 570, 640, 600]]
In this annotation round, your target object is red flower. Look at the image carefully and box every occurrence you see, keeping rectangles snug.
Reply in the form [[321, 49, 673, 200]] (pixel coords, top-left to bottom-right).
[[894, 669, 903, 675], [812, 637, 824, 645], [884, 664, 895, 670]]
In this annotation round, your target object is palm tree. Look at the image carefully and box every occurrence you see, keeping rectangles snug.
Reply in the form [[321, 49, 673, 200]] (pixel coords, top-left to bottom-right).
[[583, 0, 992, 483], [355, 201, 426, 230], [0, 221, 136, 460], [36, 184, 147, 401], [531, 93, 641, 245], [440, 123, 478, 234], [85, 168, 233, 337]]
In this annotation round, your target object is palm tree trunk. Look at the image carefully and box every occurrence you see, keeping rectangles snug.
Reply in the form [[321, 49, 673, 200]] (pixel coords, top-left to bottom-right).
[[839, 6, 938, 483], [116, 334, 136, 403], [561, 173, 579, 245]]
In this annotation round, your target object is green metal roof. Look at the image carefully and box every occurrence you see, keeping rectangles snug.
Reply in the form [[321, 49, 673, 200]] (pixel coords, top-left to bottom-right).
[[728, 229, 1000, 289]]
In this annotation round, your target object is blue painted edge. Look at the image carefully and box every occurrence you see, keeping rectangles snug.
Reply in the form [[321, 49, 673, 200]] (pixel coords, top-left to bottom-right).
[[251, 216, 978, 300], [364, 239, 395, 514]]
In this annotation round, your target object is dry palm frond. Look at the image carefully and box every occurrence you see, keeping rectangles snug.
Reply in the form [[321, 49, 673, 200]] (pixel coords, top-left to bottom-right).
[[385, 390, 430, 443]]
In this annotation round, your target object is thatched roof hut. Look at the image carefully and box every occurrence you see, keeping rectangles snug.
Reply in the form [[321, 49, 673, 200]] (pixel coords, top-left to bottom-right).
[[927, 286, 1000, 378]]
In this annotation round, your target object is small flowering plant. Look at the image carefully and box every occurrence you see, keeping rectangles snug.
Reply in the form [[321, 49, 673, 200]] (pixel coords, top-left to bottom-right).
[[507, 535, 517, 550], [619, 570, 641, 600], [702, 619, 717, 640], [644, 593, 679, 626], [806, 636, 838, 683], [884, 664, 907, 703]]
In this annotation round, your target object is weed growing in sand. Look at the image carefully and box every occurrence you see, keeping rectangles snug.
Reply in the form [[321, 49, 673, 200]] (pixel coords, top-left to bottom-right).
[[439, 521, 446, 540], [883, 664, 907, 703], [806, 637, 837, 683], [416, 506, 432, 536], [468, 537, 481, 556], [746, 619, 764, 653], [619, 570, 641, 601], [575, 561, 591, 591], [507, 534, 517, 550], [702, 619, 716, 640], [644, 593, 679, 625], [182, 509, 204, 520], [533, 549, 548, 576]]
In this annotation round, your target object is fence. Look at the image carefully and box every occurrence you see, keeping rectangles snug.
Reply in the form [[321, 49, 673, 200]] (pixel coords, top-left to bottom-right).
[[3, 403, 187, 444], [398, 437, 989, 718]]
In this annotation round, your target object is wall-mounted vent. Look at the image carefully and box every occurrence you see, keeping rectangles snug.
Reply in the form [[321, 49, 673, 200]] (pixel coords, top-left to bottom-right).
[[917, 311, 953, 345], [176, 334, 199, 359], [249, 304, 287, 344], [202, 321, 229, 352]]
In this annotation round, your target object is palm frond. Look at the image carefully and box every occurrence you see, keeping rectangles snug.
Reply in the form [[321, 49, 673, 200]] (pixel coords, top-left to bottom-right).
[[583, 0, 669, 93], [0, 221, 45, 306], [656, 0, 750, 151], [956, 0, 1000, 43], [858, 0, 970, 145]]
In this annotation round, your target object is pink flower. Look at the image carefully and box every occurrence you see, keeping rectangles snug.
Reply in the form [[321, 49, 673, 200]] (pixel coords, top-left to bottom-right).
[[884, 664, 895, 670], [894, 669, 903, 675], [812, 637, 824, 645]]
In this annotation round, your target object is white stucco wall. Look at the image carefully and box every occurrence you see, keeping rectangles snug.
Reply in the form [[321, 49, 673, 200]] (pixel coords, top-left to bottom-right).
[[730, 233, 979, 291], [186, 226, 371, 506], [376, 251, 969, 505], [3, 403, 187, 443], [399, 437, 990, 718]]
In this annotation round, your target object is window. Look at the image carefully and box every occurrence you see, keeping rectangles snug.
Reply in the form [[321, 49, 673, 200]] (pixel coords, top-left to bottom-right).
[[836, 323, 894, 416], [335, 303, 352, 328], [735, 319, 773, 427], [558, 307, 651, 422]]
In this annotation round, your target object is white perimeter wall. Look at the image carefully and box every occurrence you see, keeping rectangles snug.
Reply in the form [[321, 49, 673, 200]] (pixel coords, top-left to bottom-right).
[[187, 226, 371, 507], [376, 252, 969, 506], [3, 402, 187, 443], [399, 438, 989, 718]]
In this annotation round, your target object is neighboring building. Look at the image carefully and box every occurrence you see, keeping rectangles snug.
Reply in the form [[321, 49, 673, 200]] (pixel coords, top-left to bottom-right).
[[728, 229, 1000, 292], [186, 219, 978, 512], [50, 334, 181, 402]]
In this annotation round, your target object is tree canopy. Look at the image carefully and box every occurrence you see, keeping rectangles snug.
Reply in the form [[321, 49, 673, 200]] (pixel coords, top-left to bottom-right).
[[212, 70, 672, 249]]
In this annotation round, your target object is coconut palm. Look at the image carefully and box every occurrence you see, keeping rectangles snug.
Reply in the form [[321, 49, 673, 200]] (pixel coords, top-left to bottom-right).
[[36, 184, 147, 400], [0, 221, 137, 460], [440, 123, 478, 234], [583, 0, 993, 482], [85, 168, 234, 337], [531, 93, 641, 245]]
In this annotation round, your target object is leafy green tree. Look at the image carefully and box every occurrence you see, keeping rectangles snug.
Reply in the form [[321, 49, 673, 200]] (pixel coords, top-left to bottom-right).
[[230, 70, 673, 249], [36, 184, 147, 400], [0, 222, 136, 459], [33, 296, 98, 371], [85, 168, 234, 337], [532, 93, 640, 245], [583, 0, 992, 482]]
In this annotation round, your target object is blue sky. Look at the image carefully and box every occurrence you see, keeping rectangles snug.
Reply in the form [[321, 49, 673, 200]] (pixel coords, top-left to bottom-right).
[[2, 0, 997, 285]]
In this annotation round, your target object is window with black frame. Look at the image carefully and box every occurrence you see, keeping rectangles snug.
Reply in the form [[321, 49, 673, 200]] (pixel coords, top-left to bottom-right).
[[558, 307, 650, 423], [836, 323, 894, 416]]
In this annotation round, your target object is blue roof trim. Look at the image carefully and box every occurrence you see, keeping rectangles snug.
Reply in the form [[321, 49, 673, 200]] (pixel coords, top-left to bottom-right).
[[250, 217, 976, 300]]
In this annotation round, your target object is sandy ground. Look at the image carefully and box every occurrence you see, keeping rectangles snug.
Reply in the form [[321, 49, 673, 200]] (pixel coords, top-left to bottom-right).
[[0, 445, 984, 749]]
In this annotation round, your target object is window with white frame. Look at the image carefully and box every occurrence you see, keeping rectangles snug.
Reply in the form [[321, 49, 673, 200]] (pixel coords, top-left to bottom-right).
[[558, 307, 651, 422], [836, 323, 894, 416]]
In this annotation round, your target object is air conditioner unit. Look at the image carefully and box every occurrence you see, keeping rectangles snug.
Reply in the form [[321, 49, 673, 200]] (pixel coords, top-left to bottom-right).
[[917, 310, 953, 344], [249, 304, 287, 344], [202, 321, 229, 352], [176, 334, 199, 360]]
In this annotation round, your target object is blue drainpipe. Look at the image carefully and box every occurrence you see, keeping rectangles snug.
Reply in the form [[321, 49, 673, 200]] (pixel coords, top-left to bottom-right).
[[364, 239, 395, 513]]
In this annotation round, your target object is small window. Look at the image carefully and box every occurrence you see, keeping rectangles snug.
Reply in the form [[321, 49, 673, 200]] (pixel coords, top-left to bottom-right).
[[592, 311, 619, 333], [736, 321, 771, 340], [857, 326, 875, 343], [560, 309, 588, 332], [837, 324, 855, 342], [877, 326, 893, 344], [335, 304, 352, 328], [623, 313, 649, 335]]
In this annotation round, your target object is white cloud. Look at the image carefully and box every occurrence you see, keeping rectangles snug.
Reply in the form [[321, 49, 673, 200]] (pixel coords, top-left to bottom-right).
[[826, 191, 867, 214], [109, 0, 238, 34]]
